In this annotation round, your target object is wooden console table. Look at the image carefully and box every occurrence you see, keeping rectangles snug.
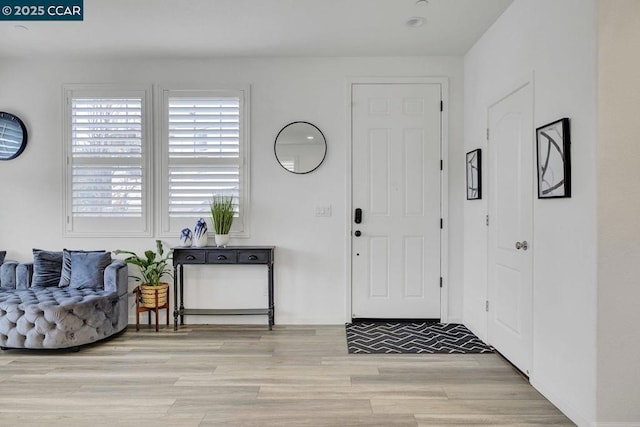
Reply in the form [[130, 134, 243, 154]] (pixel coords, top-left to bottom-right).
[[172, 246, 275, 331]]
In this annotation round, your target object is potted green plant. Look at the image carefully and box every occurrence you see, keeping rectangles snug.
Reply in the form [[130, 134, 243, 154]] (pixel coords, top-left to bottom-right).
[[114, 240, 173, 308], [210, 195, 235, 247]]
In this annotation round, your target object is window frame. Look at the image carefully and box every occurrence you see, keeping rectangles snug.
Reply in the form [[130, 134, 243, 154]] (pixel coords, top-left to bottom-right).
[[62, 84, 153, 237], [156, 86, 251, 239]]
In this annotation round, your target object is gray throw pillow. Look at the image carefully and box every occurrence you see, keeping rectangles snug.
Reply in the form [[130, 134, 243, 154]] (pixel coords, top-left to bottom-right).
[[32, 249, 63, 287], [69, 251, 112, 289], [0, 251, 6, 264], [59, 249, 107, 287]]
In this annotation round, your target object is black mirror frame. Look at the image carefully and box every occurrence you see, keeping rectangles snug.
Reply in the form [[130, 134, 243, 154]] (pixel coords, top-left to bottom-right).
[[274, 121, 327, 175]]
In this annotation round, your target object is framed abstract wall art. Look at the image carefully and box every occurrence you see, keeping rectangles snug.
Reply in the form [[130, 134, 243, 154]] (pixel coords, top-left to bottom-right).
[[536, 118, 571, 199], [466, 148, 481, 200]]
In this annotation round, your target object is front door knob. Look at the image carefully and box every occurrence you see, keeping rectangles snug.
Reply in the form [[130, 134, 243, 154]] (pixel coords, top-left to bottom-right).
[[515, 241, 528, 251]]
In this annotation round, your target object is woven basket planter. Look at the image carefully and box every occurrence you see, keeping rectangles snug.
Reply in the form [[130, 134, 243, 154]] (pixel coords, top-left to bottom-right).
[[139, 283, 169, 308]]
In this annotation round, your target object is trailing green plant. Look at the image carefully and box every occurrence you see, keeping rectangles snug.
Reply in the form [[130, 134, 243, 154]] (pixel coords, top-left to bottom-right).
[[210, 195, 235, 235], [113, 240, 173, 286]]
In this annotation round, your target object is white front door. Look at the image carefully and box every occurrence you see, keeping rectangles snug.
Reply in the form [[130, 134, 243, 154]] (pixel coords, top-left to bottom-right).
[[487, 82, 533, 375], [351, 83, 442, 319]]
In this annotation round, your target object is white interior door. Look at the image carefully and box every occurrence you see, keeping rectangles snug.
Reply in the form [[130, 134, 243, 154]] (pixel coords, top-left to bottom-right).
[[487, 82, 533, 375], [351, 83, 441, 319]]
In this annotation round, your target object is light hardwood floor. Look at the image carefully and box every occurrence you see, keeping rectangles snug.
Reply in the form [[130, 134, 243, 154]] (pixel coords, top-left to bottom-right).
[[0, 325, 574, 426]]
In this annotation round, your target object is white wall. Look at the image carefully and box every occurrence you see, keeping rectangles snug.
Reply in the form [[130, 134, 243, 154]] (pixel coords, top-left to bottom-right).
[[0, 55, 464, 325], [464, 1, 598, 425], [597, 1, 640, 423]]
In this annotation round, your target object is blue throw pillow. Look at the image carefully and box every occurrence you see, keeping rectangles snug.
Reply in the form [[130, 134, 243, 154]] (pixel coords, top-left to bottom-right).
[[32, 249, 63, 288], [69, 251, 112, 290], [59, 249, 106, 288]]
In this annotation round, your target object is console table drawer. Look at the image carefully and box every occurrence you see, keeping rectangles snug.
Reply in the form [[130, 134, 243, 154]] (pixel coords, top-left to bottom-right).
[[174, 251, 206, 264], [206, 250, 238, 264], [238, 250, 270, 264]]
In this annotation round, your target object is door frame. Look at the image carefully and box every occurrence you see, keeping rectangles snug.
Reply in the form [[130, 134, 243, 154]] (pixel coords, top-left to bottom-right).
[[485, 75, 535, 375], [345, 76, 450, 322]]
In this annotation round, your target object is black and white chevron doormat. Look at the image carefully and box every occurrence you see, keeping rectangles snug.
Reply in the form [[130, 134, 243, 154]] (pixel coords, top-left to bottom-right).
[[345, 321, 493, 354]]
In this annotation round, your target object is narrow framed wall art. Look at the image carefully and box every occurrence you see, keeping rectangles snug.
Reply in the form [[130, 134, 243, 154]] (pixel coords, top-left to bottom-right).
[[466, 148, 481, 200], [536, 118, 571, 199]]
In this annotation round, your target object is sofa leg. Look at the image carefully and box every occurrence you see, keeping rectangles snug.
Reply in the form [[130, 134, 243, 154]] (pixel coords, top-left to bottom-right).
[[0, 347, 6, 351]]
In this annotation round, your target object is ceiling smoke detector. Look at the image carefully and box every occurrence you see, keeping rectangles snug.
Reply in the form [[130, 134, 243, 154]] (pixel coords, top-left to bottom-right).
[[405, 16, 426, 28], [415, 0, 429, 5]]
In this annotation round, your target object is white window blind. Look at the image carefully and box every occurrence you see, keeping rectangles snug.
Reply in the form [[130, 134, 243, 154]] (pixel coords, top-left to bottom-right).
[[71, 98, 143, 217], [168, 97, 240, 216], [63, 86, 151, 236], [160, 89, 249, 236]]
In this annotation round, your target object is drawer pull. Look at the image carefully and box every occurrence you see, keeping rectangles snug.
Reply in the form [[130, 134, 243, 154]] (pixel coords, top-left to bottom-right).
[[217, 255, 227, 261], [248, 255, 258, 261], [185, 255, 196, 260]]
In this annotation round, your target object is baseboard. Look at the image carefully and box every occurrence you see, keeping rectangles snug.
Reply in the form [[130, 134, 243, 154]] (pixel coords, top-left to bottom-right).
[[350, 317, 440, 323], [349, 317, 464, 324], [275, 316, 346, 325], [530, 377, 594, 427]]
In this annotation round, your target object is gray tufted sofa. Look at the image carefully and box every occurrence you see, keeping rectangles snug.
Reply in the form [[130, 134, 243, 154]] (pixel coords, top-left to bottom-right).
[[0, 257, 128, 350]]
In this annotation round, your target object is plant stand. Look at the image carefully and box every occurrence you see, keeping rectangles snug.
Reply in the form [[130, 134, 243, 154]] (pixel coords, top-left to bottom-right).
[[135, 285, 169, 332]]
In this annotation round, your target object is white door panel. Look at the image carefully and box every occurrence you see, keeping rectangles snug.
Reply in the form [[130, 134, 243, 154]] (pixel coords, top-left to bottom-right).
[[487, 83, 533, 375], [352, 83, 441, 319]]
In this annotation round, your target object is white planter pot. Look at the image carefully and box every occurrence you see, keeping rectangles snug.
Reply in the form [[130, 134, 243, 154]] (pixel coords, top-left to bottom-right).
[[215, 234, 229, 247]]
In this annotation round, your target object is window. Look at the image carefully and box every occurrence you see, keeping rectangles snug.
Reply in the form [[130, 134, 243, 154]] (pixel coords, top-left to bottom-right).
[[159, 88, 250, 237], [63, 85, 152, 236]]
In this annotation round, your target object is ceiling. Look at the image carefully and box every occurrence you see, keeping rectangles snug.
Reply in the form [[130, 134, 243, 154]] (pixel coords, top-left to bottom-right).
[[0, 0, 513, 59]]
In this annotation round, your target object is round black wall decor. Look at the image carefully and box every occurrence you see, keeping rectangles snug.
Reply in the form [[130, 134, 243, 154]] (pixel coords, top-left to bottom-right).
[[274, 121, 327, 174], [0, 111, 28, 160]]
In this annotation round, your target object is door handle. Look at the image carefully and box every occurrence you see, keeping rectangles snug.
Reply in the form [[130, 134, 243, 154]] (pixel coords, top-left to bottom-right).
[[354, 208, 362, 224], [515, 241, 528, 251]]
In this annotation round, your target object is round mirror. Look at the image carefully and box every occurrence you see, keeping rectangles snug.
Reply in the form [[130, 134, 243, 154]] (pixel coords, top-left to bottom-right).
[[274, 121, 326, 174], [0, 112, 28, 161]]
